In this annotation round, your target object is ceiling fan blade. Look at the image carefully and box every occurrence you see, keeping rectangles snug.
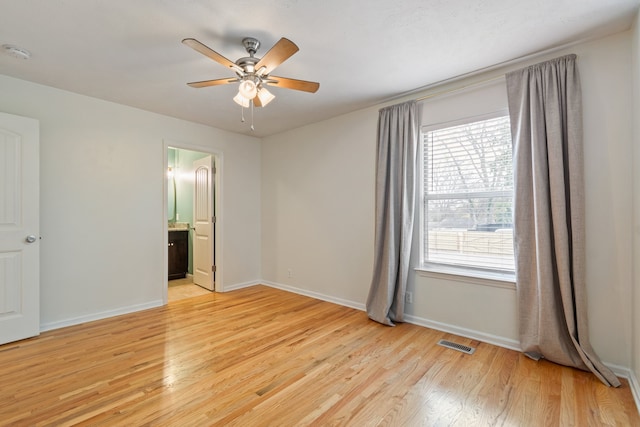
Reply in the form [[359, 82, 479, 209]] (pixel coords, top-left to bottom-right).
[[187, 77, 238, 88], [266, 76, 319, 93], [182, 38, 242, 73], [254, 38, 299, 75]]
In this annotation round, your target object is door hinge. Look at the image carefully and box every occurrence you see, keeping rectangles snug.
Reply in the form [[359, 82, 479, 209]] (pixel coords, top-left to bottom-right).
[[212, 265, 217, 272], [212, 216, 216, 223]]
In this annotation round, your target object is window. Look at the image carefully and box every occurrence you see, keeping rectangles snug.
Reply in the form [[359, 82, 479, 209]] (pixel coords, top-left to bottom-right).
[[421, 113, 514, 273]]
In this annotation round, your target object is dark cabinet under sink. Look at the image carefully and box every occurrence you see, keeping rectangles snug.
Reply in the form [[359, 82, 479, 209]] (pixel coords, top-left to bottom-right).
[[168, 229, 188, 280]]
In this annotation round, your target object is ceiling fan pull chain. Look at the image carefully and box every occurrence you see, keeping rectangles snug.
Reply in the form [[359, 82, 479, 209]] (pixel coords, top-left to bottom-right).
[[241, 105, 245, 123], [250, 101, 255, 131]]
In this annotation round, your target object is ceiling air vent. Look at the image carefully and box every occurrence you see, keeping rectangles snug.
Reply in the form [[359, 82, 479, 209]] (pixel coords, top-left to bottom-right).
[[2, 44, 31, 60], [438, 339, 475, 355]]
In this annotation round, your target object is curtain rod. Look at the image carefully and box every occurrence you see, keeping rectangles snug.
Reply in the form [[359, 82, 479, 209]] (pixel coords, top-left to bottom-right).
[[386, 31, 593, 107], [414, 75, 506, 102]]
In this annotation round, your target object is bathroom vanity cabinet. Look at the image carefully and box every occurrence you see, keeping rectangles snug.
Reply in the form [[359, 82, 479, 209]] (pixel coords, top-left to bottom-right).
[[168, 229, 188, 280]]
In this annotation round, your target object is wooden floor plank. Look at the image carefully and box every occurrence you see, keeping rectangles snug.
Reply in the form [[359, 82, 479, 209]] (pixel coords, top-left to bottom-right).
[[0, 285, 638, 426]]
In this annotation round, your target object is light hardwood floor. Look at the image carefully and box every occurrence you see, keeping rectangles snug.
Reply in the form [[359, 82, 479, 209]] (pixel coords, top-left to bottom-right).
[[168, 277, 211, 302], [1, 285, 638, 426]]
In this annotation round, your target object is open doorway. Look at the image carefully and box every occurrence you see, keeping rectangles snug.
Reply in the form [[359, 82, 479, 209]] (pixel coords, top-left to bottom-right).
[[166, 145, 220, 302]]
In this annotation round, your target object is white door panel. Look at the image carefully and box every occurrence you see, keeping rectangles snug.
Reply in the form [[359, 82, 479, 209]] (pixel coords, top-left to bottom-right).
[[0, 112, 39, 345], [193, 156, 214, 291]]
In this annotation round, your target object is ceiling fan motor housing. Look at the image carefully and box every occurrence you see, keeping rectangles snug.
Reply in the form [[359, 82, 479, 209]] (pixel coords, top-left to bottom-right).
[[236, 56, 260, 75], [242, 37, 260, 56]]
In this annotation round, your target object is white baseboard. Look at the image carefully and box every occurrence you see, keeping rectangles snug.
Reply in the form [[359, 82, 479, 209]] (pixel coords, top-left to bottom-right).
[[40, 300, 164, 332], [628, 369, 640, 415], [599, 363, 640, 415], [603, 362, 633, 380], [404, 313, 522, 351], [220, 280, 261, 292], [261, 281, 519, 350], [262, 281, 366, 311]]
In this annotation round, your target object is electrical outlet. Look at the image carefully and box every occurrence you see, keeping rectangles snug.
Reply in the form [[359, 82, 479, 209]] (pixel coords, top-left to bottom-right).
[[287, 269, 293, 278], [405, 291, 413, 304]]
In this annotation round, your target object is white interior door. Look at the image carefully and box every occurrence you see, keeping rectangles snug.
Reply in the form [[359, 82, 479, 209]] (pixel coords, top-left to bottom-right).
[[193, 155, 214, 291], [0, 112, 39, 345]]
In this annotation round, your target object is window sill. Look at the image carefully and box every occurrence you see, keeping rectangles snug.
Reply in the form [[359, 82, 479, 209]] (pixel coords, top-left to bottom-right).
[[415, 265, 516, 290]]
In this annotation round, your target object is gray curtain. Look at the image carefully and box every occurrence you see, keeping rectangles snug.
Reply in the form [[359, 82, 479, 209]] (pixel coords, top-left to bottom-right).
[[506, 55, 620, 387], [366, 101, 418, 326]]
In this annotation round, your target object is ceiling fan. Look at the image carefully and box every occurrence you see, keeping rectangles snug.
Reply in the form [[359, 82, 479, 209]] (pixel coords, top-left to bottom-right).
[[182, 36, 319, 109]]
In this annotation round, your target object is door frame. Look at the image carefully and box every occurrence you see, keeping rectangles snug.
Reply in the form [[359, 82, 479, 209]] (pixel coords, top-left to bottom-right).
[[162, 140, 223, 304]]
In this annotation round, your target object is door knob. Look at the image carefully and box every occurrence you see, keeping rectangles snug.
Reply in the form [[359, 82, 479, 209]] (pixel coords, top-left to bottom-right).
[[25, 235, 37, 243]]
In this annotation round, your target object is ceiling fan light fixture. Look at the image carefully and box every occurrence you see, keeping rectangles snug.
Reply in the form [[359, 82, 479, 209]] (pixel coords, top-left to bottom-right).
[[238, 79, 257, 99], [256, 66, 267, 77], [233, 92, 250, 108], [257, 87, 275, 106]]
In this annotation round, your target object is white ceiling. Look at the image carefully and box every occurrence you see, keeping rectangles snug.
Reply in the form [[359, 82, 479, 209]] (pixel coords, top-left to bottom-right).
[[0, 1, 638, 137]]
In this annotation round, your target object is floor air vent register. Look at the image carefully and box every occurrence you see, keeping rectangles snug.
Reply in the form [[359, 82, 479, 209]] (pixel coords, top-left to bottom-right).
[[437, 339, 476, 355]]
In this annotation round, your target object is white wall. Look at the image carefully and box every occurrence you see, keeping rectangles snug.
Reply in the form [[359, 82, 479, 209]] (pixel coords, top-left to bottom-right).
[[632, 10, 640, 398], [578, 33, 634, 370], [0, 75, 262, 328], [261, 31, 636, 369], [261, 107, 377, 306]]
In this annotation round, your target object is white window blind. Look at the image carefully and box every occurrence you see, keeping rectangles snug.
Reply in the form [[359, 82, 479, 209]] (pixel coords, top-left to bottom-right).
[[422, 115, 514, 272]]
